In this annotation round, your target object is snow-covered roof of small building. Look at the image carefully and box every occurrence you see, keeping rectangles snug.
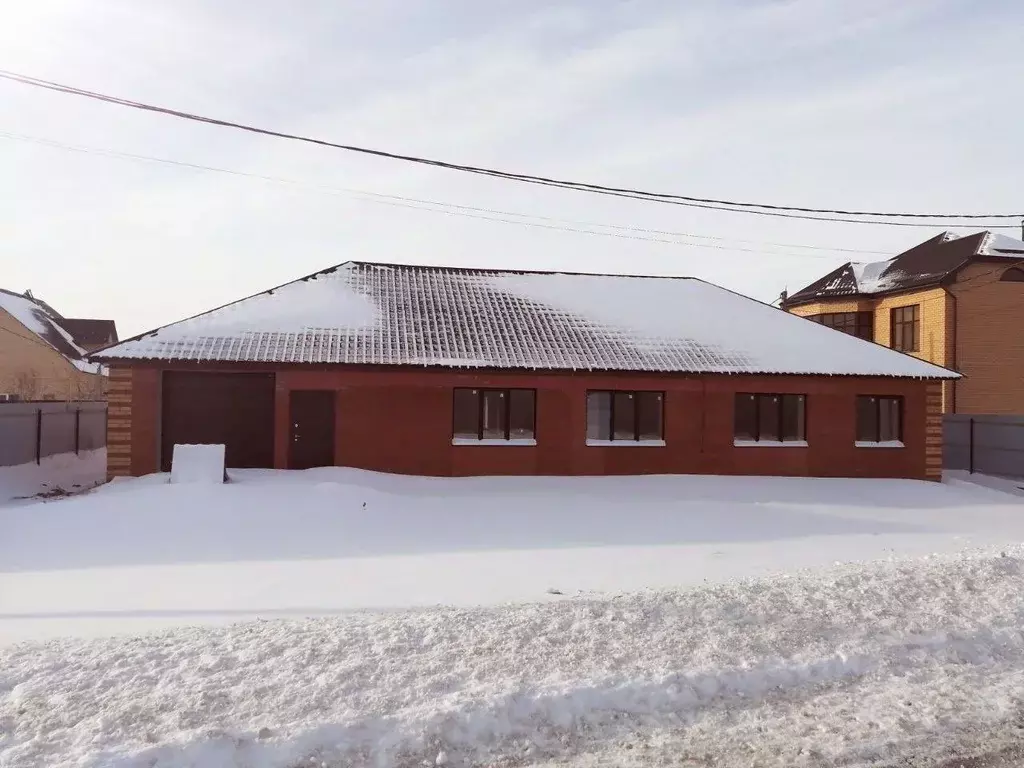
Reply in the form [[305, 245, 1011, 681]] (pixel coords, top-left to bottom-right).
[[787, 230, 1024, 306], [0, 289, 103, 374], [94, 262, 955, 379]]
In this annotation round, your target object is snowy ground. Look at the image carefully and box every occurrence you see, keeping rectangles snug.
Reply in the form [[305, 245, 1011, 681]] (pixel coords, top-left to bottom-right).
[[2, 467, 1024, 644], [0, 448, 105, 505], [2, 467, 1024, 766]]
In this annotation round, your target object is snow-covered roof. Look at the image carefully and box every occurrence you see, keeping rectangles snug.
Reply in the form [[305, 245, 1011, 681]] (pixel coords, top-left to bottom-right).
[[0, 289, 103, 374], [787, 230, 1023, 305], [95, 263, 955, 379], [980, 233, 1024, 255]]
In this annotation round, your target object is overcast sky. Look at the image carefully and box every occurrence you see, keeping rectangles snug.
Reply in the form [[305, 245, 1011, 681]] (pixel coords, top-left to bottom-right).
[[2, 0, 1021, 337]]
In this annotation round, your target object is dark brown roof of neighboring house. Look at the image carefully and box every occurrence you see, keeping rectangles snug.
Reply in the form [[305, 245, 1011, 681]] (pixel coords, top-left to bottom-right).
[[785, 231, 1024, 306], [60, 318, 119, 348]]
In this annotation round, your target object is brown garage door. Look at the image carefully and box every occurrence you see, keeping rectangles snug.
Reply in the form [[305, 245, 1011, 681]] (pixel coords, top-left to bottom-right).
[[161, 372, 275, 471]]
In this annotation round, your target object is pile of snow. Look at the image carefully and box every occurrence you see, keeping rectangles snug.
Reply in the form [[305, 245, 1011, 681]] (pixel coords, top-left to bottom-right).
[[170, 444, 225, 484], [4, 548, 1024, 767], [0, 449, 105, 505], [2, 468, 1024, 645]]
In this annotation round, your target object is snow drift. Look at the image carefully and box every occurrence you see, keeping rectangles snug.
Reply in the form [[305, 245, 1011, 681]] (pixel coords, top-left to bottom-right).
[[3, 548, 1024, 767]]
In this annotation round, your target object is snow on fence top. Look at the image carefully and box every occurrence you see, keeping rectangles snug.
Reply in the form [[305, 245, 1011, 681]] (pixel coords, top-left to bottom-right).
[[93, 262, 957, 378]]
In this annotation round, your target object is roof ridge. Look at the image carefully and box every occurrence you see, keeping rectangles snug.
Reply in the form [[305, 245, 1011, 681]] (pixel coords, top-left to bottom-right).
[[346, 260, 698, 280], [976, 231, 995, 255]]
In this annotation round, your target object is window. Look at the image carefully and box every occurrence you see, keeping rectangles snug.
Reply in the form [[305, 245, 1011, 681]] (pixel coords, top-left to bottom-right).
[[856, 396, 903, 445], [807, 312, 873, 341], [453, 388, 535, 443], [586, 391, 664, 443], [734, 394, 806, 444], [890, 305, 920, 352], [1000, 267, 1024, 283]]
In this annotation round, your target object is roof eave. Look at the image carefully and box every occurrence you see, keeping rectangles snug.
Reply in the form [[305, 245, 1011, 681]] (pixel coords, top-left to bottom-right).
[[86, 356, 959, 379]]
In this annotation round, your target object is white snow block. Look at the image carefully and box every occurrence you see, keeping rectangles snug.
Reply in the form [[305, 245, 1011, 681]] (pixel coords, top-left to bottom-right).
[[170, 444, 226, 484]]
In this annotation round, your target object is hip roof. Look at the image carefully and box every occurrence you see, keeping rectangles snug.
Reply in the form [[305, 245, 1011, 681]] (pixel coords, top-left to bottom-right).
[[93, 262, 957, 379]]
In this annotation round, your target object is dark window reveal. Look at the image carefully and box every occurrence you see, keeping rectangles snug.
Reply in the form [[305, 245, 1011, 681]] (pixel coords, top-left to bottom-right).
[[856, 396, 903, 443], [587, 391, 664, 442], [734, 394, 806, 443], [453, 388, 535, 441], [808, 312, 874, 341], [1000, 267, 1024, 283], [890, 305, 920, 352]]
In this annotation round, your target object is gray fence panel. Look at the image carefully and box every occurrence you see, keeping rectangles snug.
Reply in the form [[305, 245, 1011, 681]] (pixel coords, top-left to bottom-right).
[[41, 410, 76, 458], [944, 414, 1024, 480], [0, 401, 107, 467], [78, 408, 106, 452], [0, 409, 39, 466]]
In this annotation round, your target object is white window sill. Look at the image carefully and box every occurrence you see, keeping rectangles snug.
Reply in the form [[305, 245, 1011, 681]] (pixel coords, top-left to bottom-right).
[[855, 440, 905, 448], [451, 438, 537, 446], [733, 440, 808, 448], [586, 439, 666, 447]]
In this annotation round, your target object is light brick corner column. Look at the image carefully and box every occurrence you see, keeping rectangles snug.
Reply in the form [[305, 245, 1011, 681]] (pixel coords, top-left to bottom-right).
[[924, 380, 943, 481], [106, 366, 133, 479]]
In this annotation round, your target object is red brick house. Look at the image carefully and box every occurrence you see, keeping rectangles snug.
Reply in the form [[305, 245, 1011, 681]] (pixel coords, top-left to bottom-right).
[[92, 262, 955, 480]]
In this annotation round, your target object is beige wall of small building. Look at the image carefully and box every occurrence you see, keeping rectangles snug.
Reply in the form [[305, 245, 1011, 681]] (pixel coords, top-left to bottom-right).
[[0, 310, 106, 400]]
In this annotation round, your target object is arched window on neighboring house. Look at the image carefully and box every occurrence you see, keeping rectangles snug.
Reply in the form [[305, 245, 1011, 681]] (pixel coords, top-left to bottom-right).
[[1000, 267, 1024, 282]]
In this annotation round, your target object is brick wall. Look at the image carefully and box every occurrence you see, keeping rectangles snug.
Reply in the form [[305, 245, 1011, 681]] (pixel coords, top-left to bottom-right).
[[949, 262, 1024, 414], [925, 380, 943, 480], [118, 365, 939, 481], [787, 289, 955, 411], [871, 288, 948, 364], [0, 310, 106, 400], [786, 300, 875, 317], [106, 366, 132, 478]]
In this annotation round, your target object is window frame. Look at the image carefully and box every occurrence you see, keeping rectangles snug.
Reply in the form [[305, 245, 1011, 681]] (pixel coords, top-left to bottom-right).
[[733, 393, 808, 446], [586, 390, 665, 445], [855, 395, 904, 447], [890, 305, 920, 352], [808, 311, 874, 341], [451, 387, 537, 444]]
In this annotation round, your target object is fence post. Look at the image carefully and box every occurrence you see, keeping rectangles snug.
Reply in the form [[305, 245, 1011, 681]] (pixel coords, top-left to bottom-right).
[[968, 417, 975, 474], [75, 407, 81, 455], [35, 408, 43, 465]]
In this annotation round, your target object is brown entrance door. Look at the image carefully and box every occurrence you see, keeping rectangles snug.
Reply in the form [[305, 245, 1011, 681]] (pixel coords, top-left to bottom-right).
[[288, 390, 336, 469]]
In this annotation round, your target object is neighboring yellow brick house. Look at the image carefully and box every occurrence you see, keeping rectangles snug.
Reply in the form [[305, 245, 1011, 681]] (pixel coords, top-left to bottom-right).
[[783, 231, 1024, 414], [0, 288, 116, 401]]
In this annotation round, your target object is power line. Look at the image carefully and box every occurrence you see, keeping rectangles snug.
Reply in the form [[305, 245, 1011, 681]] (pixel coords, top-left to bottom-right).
[[0, 323, 66, 355], [1, 68, 1020, 229], [1, 129, 896, 260]]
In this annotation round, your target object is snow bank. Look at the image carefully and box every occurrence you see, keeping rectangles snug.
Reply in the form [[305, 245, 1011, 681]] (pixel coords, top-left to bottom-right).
[[0, 449, 106, 505], [4, 549, 1024, 767]]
